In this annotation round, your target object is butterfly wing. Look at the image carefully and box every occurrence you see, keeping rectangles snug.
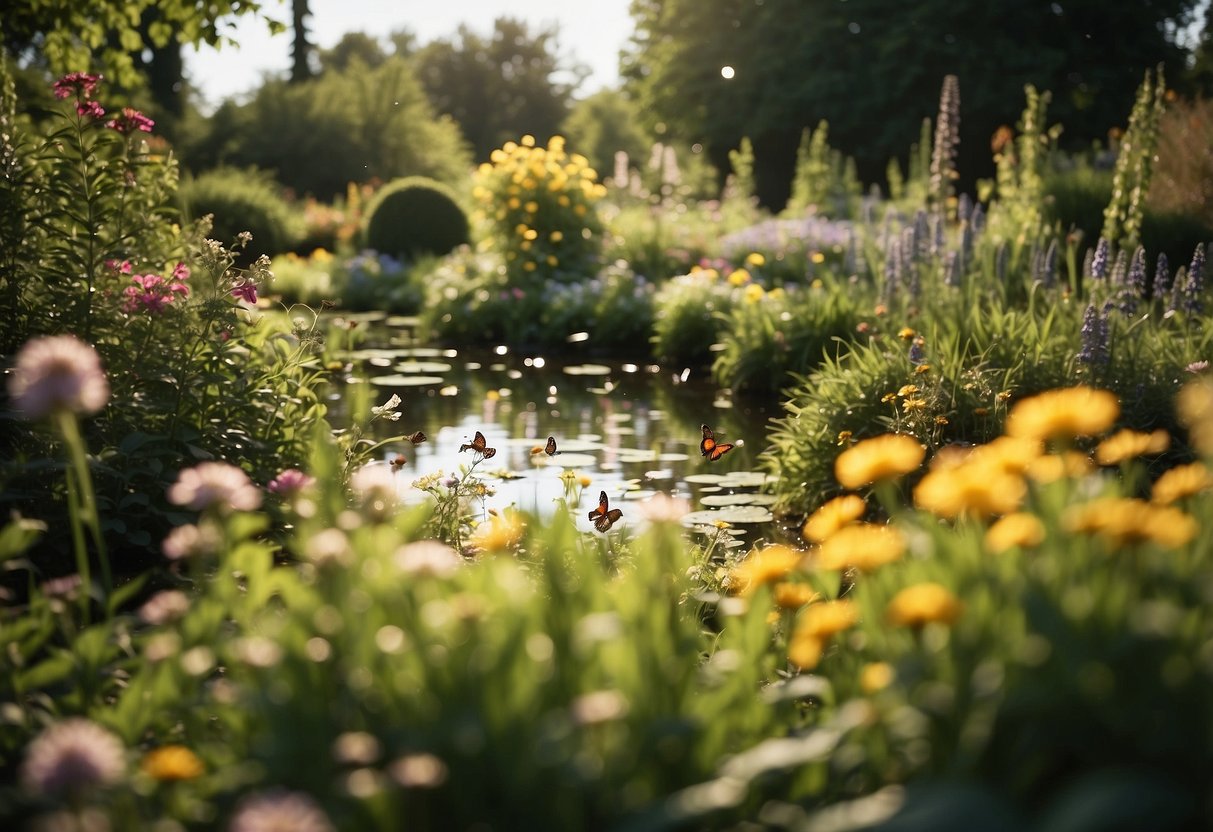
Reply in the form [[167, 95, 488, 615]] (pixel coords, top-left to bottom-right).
[[482, 446, 497, 459], [473, 430, 487, 452], [700, 424, 717, 457], [709, 442, 735, 461], [594, 508, 623, 533], [587, 490, 609, 521], [545, 436, 559, 456], [408, 431, 427, 445]]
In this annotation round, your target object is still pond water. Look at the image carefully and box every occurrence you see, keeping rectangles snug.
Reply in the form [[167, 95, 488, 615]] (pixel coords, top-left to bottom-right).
[[332, 314, 794, 545]]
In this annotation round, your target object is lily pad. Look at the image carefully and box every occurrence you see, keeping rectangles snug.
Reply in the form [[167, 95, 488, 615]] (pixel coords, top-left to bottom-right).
[[657, 452, 691, 463], [685, 473, 726, 485], [546, 453, 598, 468], [680, 506, 774, 526], [385, 315, 421, 328], [368, 374, 446, 387], [392, 361, 453, 374], [718, 472, 775, 489], [700, 493, 759, 507], [563, 364, 612, 376]]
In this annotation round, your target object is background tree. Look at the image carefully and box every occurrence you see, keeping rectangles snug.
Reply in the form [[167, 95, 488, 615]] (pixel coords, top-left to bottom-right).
[[291, 0, 315, 83], [623, 0, 1202, 208], [319, 31, 388, 73], [560, 89, 651, 176], [413, 17, 588, 160]]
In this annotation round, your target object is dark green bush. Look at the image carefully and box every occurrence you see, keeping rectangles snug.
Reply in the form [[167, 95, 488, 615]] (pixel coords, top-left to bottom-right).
[[363, 176, 469, 259], [179, 167, 303, 260]]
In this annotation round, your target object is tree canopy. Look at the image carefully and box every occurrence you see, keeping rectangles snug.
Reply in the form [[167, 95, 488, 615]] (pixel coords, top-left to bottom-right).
[[623, 0, 1202, 206]]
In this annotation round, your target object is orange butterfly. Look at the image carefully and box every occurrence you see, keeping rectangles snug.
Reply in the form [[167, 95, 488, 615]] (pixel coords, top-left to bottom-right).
[[459, 430, 497, 459], [587, 490, 623, 533], [700, 424, 735, 462], [389, 453, 407, 470], [544, 435, 561, 456], [406, 431, 427, 446]]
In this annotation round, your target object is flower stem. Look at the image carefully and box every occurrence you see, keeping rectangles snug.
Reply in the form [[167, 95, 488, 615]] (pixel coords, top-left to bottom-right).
[[56, 410, 112, 605]]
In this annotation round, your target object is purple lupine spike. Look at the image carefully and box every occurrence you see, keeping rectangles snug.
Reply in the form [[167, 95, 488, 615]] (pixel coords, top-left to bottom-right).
[[1180, 244, 1205, 316], [1110, 249, 1128, 286], [1077, 303, 1109, 365], [1090, 237, 1110, 280], [1115, 247, 1146, 315], [1169, 267, 1186, 315], [1152, 252, 1171, 300]]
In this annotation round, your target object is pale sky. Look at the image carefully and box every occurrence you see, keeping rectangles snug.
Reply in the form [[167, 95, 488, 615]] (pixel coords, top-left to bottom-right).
[[183, 0, 634, 111]]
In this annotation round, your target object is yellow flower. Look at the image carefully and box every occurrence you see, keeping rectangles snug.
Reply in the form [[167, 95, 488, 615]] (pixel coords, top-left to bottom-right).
[[743, 283, 765, 303], [836, 430, 853, 446], [1094, 428, 1170, 465], [810, 251, 826, 264], [915, 364, 932, 375], [816, 523, 905, 572], [902, 397, 927, 413], [886, 583, 964, 628], [773, 582, 821, 610], [860, 662, 895, 694], [550, 230, 564, 242], [788, 633, 824, 669], [1063, 498, 1197, 548], [984, 512, 1045, 553], [471, 511, 526, 553], [788, 600, 859, 669], [577, 473, 593, 488], [1005, 386, 1120, 442], [728, 545, 804, 596], [1151, 462, 1213, 504], [745, 252, 766, 267], [897, 384, 919, 397], [1025, 450, 1093, 483], [309, 247, 333, 263], [727, 268, 752, 286], [897, 327, 916, 340], [1177, 378, 1213, 455], [142, 745, 204, 781], [913, 463, 1026, 519], [802, 494, 866, 543], [834, 434, 925, 489]]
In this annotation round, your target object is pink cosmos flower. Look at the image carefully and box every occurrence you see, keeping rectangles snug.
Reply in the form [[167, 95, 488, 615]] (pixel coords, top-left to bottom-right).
[[228, 789, 335, 832], [76, 100, 105, 119], [267, 468, 315, 495], [20, 719, 125, 795], [167, 462, 263, 514], [106, 107, 154, 135], [7, 335, 110, 419], [231, 281, 259, 305], [52, 72, 102, 100]]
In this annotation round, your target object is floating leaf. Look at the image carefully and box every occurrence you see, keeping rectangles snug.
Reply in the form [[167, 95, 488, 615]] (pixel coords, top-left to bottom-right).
[[700, 493, 759, 507], [563, 364, 612, 376], [680, 506, 774, 526], [392, 361, 453, 374], [368, 375, 445, 387], [385, 315, 421, 328], [685, 473, 726, 485], [718, 472, 775, 489]]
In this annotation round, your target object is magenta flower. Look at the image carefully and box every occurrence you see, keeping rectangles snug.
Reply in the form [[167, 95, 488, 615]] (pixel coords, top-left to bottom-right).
[[168, 462, 263, 514], [52, 72, 102, 100], [231, 281, 259, 305], [76, 100, 106, 120], [105, 259, 133, 274], [268, 468, 315, 495], [7, 335, 110, 419], [228, 790, 335, 832], [122, 273, 189, 314], [172, 261, 191, 282], [106, 107, 154, 135], [20, 719, 125, 795]]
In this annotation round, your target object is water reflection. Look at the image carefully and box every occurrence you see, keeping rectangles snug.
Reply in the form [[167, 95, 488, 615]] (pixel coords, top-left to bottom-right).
[[336, 320, 786, 543]]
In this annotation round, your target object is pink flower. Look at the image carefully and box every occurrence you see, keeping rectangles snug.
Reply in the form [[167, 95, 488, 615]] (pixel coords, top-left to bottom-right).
[[7, 335, 110, 419], [172, 262, 191, 282], [105, 107, 154, 135], [168, 462, 263, 513], [161, 522, 221, 560], [52, 72, 102, 100], [267, 468, 315, 495], [138, 589, 190, 625], [105, 259, 133, 274], [122, 272, 189, 314], [231, 281, 259, 305], [20, 719, 125, 795], [228, 789, 335, 832], [76, 100, 105, 119]]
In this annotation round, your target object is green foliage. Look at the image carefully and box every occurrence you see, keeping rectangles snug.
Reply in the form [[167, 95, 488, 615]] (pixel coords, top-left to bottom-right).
[[560, 89, 652, 178], [413, 17, 587, 162], [725, 136, 756, 205], [785, 121, 860, 218], [179, 167, 304, 261], [363, 176, 469, 259], [1102, 67, 1168, 250], [336, 249, 429, 313], [180, 56, 471, 200], [650, 269, 735, 366]]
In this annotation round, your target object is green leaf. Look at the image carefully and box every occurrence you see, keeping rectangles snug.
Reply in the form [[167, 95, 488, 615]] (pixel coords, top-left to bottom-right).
[[0, 516, 47, 561]]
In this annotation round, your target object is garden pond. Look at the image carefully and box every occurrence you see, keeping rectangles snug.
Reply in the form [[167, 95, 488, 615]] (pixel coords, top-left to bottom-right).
[[331, 312, 796, 546]]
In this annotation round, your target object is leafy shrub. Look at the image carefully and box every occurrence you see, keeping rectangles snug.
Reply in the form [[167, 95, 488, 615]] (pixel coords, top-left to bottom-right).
[[179, 166, 303, 260], [472, 134, 605, 286], [363, 176, 469, 259], [650, 267, 740, 366]]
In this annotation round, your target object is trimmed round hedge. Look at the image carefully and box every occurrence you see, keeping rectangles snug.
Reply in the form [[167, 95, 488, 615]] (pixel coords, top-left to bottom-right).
[[179, 167, 303, 261], [363, 176, 469, 259]]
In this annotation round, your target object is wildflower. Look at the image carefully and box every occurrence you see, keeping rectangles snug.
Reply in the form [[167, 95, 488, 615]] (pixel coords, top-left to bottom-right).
[[571, 689, 630, 726], [1090, 237, 1110, 280], [370, 393, 403, 422], [231, 280, 259, 304], [1178, 378, 1213, 455], [897, 384, 919, 397], [168, 463, 262, 513], [20, 719, 125, 795], [471, 511, 526, 553], [1178, 244, 1206, 316], [304, 528, 352, 567], [745, 252, 765, 267], [1094, 428, 1169, 465], [836, 430, 853, 445], [394, 540, 463, 577], [1026, 450, 1094, 483], [1063, 497, 1197, 548], [743, 283, 765, 303], [161, 522, 221, 560], [816, 523, 905, 572], [268, 468, 315, 495], [141, 745, 204, 781], [908, 337, 927, 365], [886, 583, 963, 628], [138, 589, 190, 625], [41, 574, 83, 601], [349, 466, 398, 521], [1152, 252, 1172, 299], [898, 327, 916, 340], [773, 582, 821, 609], [902, 398, 927, 413], [389, 753, 448, 788], [77, 99, 105, 119], [8, 335, 110, 419], [1152, 462, 1213, 504], [52, 72, 103, 100], [577, 473, 593, 488], [228, 789, 336, 832], [1187, 361, 1209, 374], [636, 493, 692, 524], [914, 463, 1026, 519], [1005, 386, 1120, 442], [861, 662, 895, 694], [802, 494, 867, 543], [984, 512, 1046, 554], [788, 600, 858, 669], [833, 433, 925, 489], [106, 107, 154, 134], [123, 272, 189, 313], [728, 545, 804, 595], [727, 268, 752, 286], [1076, 304, 1109, 366]]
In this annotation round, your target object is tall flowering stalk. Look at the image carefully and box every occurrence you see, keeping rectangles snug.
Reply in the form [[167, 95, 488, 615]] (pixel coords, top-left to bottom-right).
[[929, 75, 960, 216], [1101, 66, 1167, 250]]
